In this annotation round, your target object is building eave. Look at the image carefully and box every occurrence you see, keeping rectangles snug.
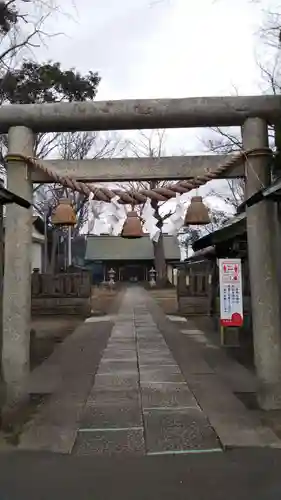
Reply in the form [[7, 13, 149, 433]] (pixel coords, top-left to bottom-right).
[[192, 213, 246, 252]]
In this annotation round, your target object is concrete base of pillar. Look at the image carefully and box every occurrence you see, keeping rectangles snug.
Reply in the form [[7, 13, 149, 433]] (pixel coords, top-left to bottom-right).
[[258, 382, 281, 411]]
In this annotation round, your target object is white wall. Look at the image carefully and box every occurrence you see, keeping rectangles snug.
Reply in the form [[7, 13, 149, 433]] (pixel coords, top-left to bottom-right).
[[167, 264, 173, 284], [167, 265, 178, 286], [32, 241, 43, 272]]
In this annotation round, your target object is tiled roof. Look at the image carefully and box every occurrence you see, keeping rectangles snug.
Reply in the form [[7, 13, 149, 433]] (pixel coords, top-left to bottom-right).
[[85, 235, 180, 261]]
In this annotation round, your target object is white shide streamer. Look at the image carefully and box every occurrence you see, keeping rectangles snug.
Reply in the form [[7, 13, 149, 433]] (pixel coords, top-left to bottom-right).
[[106, 196, 127, 236], [142, 199, 160, 243], [166, 194, 186, 236]]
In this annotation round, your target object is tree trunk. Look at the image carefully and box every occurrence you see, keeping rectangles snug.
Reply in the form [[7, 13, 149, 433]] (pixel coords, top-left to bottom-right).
[[150, 196, 168, 287], [49, 230, 58, 273], [153, 231, 167, 287]]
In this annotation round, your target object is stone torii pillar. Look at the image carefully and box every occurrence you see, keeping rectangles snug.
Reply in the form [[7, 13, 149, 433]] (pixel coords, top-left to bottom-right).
[[242, 117, 281, 409], [2, 126, 34, 404]]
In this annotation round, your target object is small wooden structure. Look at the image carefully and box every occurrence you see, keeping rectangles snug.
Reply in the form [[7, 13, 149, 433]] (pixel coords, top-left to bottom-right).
[[31, 271, 91, 316], [84, 235, 180, 284], [177, 214, 253, 358]]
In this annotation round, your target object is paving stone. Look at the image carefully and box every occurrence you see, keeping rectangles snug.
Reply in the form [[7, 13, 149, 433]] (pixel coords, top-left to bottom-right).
[[141, 382, 198, 409], [87, 389, 140, 405], [111, 335, 135, 340], [25, 366, 62, 395], [19, 424, 77, 454], [107, 339, 136, 345], [102, 356, 138, 362], [136, 333, 163, 337], [94, 374, 139, 390], [208, 415, 281, 448], [137, 345, 170, 351], [106, 343, 136, 351], [85, 316, 111, 323], [138, 353, 174, 359], [32, 399, 85, 427], [176, 359, 215, 375], [144, 408, 221, 454], [140, 368, 185, 384], [166, 315, 187, 322], [139, 357, 177, 366], [187, 374, 250, 414], [73, 429, 145, 456], [97, 361, 138, 374], [79, 403, 142, 429], [180, 329, 205, 335]]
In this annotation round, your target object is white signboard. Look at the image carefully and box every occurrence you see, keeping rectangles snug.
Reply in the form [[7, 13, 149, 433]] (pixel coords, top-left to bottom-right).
[[219, 258, 243, 327]]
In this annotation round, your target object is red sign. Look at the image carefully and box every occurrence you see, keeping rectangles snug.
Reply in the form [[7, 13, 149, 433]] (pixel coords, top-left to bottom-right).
[[219, 259, 243, 327]]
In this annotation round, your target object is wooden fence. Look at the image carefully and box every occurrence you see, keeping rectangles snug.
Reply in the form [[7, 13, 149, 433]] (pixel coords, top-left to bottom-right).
[[177, 261, 213, 315], [31, 271, 91, 316]]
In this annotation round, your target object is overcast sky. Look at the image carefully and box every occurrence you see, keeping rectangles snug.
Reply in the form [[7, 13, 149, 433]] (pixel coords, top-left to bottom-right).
[[36, 0, 279, 213], [38, 0, 277, 150]]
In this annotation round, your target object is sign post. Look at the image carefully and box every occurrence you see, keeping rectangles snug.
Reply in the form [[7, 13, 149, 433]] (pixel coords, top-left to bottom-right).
[[219, 258, 243, 328]]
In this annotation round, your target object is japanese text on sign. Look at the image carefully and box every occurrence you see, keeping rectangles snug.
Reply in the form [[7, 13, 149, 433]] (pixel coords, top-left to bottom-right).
[[219, 259, 243, 327]]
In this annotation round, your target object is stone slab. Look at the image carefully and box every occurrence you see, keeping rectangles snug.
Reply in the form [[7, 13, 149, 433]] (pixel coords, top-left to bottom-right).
[[19, 424, 77, 454], [136, 331, 162, 337], [139, 357, 177, 367], [106, 340, 136, 347], [102, 350, 137, 360], [140, 368, 185, 384], [73, 429, 145, 456], [138, 347, 171, 353], [187, 374, 250, 414], [79, 404, 142, 429], [210, 359, 258, 393], [87, 389, 140, 405], [31, 399, 85, 427], [206, 413, 281, 449], [101, 357, 138, 362], [144, 408, 221, 454], [138, 347, 170, 354], [94, 374, 139, 390], [176, 359, 215, 375], [85, 315, 112, 323], [25, 367, 62, 395], [141, 382, 198, 409], [166, 315, 187, 322], [110, 334, 135, 339], [97, 361, 138, 374], [188, 336, 208, 344], [180, 329, 206, 335]]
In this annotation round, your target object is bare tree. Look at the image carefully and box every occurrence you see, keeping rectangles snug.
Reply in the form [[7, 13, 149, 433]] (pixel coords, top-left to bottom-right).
[[201, 1, 281, 203], [0, 0, 59, 69], [202, 128, 245, 211], [34, 130, 125, 271], [120, 130, 177, 285]]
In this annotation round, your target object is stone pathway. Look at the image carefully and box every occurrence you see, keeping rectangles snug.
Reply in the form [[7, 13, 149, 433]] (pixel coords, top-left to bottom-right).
[[73, 290, 220, 456], [19, 286, 281, 455]]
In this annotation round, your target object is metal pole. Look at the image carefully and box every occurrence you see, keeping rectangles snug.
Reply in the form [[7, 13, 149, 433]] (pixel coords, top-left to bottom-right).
[[68, 226, 72, 267], [43, 205, 48, 273]]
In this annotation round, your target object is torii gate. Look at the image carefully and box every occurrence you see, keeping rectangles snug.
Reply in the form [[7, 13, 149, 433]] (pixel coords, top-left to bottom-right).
[[2, 95, 281, 411]]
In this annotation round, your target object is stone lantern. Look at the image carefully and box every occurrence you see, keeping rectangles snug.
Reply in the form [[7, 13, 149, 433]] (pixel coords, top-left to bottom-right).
[[108, 268, 116, 287], [149, 267, 156, 287]]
